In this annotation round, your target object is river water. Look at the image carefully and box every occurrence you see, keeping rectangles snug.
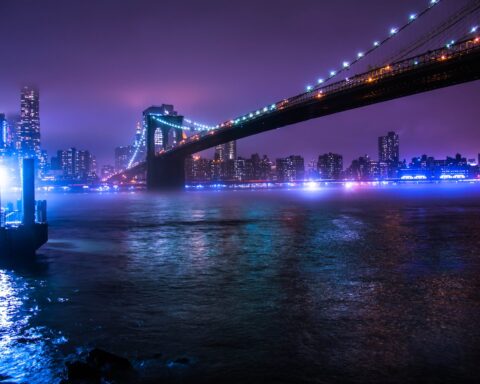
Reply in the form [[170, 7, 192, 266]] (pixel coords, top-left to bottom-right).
[[1, 184, 480, 383]]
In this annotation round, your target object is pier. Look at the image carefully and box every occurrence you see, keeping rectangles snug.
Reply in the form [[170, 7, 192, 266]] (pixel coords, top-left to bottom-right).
[[0, 158, 48, 258]]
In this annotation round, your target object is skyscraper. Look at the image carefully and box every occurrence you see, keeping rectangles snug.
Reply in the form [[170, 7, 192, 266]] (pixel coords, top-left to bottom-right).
[[378, 131, 399, 177], [378, 131, 399, 163], [317, 152, 343, 180], [276, 155, 305, 182], [0, 114, 8, 150], [215, 141, 236, 162], [214, 141, 237, 179], [50, 148, 96, 181], [19, 86, 41, 157]]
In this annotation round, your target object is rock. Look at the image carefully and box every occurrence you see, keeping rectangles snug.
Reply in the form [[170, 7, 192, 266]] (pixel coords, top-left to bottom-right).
[[65, 360, 101, 383], [63, 348, 135, 384], [86, 348, 133, 373]]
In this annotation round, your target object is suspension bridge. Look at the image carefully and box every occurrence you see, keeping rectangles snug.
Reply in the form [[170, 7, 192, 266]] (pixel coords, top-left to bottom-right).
[[110, 0, 480, 189]]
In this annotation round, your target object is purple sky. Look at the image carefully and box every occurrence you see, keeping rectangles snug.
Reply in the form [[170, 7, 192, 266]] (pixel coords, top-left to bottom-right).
[[0, 0, 478, 166]]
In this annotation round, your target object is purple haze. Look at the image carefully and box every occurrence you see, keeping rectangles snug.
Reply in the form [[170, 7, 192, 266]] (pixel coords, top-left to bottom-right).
[[0, 0, 478, 166]]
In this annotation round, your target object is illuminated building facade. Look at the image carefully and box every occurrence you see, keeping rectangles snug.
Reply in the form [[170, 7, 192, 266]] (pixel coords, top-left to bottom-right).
[[276, 155, 305, 182], [378, 131, 399, 177], [19, 86, 41, 158], [317, 152, 343, 180]]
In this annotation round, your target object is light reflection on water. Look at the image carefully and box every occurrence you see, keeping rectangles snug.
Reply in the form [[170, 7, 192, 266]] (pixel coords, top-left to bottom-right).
[[0, 270, 67, 383], [1, 184, 480, 383]]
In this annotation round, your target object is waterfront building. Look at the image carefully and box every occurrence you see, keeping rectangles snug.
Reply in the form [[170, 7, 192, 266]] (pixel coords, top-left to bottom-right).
[[399, 153, 474, 179], [50, 147, 97, 181], [185, 155, 213, 182], [215, 141, 236, 162], [317, 152, 343, 180], [243, 153, 272, 181], [214, 141, 237, 179], [346, 155, 372, 180], [306, 159, 319, 180], [233, 158, 246, 181], [0, 114, 9, 150], [378, 131, 399, 177], [276, 155, 305, 182]]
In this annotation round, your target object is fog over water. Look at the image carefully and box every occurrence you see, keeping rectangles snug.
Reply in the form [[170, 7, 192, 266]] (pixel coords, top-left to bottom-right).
[[1, 185, 480, 383]]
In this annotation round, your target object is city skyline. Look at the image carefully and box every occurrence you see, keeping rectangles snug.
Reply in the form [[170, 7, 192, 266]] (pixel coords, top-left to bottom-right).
[[0, 0, 479, 167]]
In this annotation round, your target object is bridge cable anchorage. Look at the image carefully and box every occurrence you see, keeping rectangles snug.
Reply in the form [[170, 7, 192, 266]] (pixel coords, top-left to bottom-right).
[[385, 0, 480, 64]]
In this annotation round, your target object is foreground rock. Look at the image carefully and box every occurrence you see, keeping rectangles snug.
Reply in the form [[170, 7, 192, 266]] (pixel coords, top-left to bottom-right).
[[62, 348, 136, 384]]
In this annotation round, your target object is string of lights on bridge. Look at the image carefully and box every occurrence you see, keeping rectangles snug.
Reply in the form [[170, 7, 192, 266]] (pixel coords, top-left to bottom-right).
[[305, 0, 444, 92], [126, 0, 480, 169], [183, 0, 445, 133]]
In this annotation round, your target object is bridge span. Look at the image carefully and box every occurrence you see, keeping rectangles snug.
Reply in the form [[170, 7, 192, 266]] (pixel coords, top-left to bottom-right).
[[114, 38, 480, 189]]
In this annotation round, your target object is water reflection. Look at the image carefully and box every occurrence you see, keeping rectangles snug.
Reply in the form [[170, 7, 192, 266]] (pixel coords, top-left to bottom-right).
[[0, 269, 67, 383], [2, 186, 480, 383]]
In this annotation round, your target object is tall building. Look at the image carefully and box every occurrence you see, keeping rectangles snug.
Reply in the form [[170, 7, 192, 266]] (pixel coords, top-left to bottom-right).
[[346, 155, 372, 180], [317, 152, 343, 180], [19, 86, 41, 157], [378, 131, 399, 163], [50, 148, 96, 181], [378, 131, 399, 177], [276, 155, 305, 182], [214, 141, 237, 179], [185, 155, 213, 182], [0, 114, 8, 150], [215, 141, 236, 162], [243, 154, 273, 181]]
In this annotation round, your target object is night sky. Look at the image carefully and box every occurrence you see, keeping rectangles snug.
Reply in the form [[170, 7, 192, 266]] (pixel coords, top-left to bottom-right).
[[0, 0, 478, 166]]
